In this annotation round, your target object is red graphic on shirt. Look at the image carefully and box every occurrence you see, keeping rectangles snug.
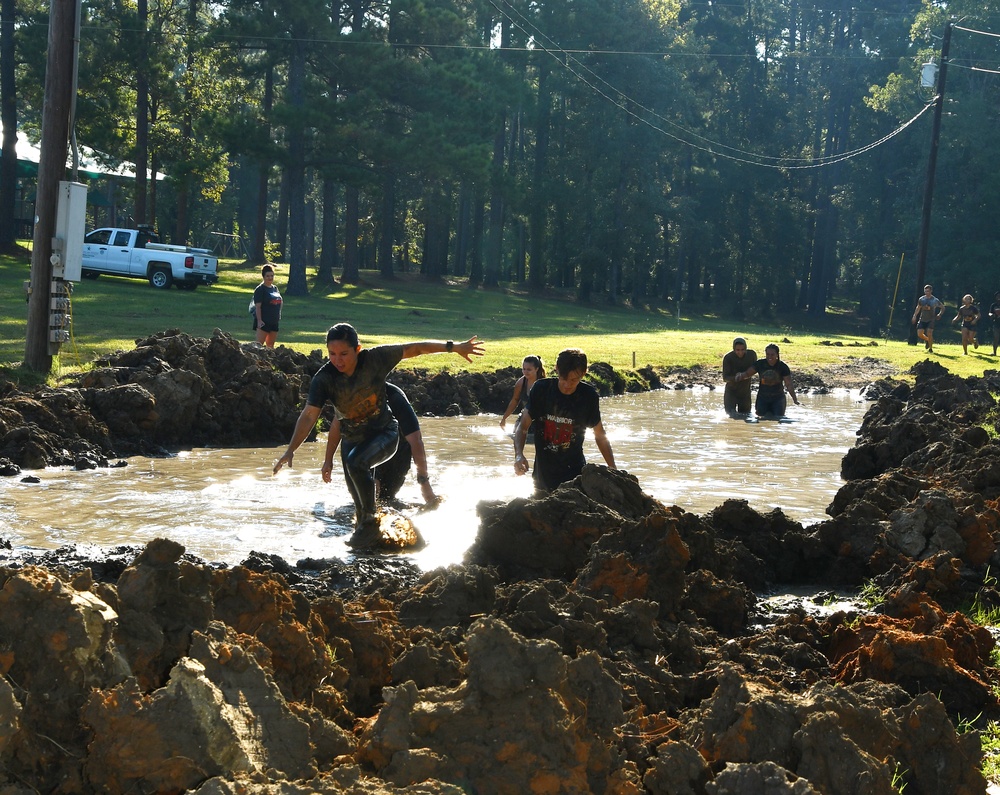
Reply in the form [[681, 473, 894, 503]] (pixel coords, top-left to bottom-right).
[[541, 414, 575, 450]]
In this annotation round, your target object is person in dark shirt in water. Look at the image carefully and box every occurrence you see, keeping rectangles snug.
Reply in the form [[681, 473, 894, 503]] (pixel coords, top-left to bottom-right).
[[512, 348, 616, 492]]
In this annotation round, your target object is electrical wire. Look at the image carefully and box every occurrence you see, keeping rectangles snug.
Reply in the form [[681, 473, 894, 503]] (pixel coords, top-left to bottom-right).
[[490, 0, 936, 170], [953, 25, 1000, 39]]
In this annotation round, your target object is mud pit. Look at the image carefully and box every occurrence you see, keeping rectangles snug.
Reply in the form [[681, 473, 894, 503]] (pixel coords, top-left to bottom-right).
[[0, 334, 999, 794]]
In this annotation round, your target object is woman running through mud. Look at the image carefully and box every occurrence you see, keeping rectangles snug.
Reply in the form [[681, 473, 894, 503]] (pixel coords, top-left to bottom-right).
[[273, 323, 484, 549]]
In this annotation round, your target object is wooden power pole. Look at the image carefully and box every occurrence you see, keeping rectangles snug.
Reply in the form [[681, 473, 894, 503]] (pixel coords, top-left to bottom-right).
[[909, 22, 952, 345], [24, 0, 78, 372]]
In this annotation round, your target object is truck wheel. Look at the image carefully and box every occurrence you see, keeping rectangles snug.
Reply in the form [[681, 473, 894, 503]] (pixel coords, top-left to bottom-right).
[[149, 268, 173, 289]]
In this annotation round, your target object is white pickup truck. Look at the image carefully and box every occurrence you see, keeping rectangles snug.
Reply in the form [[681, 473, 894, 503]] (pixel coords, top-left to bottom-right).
[[81, 227, 219, 290]]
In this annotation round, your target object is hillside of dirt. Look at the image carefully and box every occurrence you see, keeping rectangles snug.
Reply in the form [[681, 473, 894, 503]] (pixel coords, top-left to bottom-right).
[[1, 332, 998, 793], [0, 327, 893, 472]]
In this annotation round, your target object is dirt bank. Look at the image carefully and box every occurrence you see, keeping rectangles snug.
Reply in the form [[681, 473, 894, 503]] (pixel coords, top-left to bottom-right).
[[2, 333, 999, 794], [0, 328, 895, 473]]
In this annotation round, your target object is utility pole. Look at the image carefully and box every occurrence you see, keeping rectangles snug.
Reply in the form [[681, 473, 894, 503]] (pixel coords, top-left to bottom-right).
[[24, 0, 78, 372], [909, 22, 952, 345]]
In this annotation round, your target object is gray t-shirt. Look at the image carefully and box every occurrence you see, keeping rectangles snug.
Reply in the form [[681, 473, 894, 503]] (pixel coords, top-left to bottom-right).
[[306, 344, 405, 442], [916, 295, 944, 323]]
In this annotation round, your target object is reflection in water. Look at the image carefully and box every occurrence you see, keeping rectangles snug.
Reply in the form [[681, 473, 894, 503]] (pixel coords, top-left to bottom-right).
[[0, 389, 868, 570]]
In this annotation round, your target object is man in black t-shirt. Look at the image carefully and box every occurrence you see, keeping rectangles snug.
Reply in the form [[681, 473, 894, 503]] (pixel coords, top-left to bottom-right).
[[513, 348, 617, 492]]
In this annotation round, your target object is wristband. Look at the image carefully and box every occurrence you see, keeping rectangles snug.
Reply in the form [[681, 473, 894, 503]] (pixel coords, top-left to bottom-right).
[[446, 340, 453, 352], [416, 474, 430, 484]]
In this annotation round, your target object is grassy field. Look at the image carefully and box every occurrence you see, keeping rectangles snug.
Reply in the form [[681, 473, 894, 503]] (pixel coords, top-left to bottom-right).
[[2, 245, 997, 382]]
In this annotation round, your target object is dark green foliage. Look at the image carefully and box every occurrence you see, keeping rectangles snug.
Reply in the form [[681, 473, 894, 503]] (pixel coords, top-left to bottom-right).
[[6, 0, 1000, 315]]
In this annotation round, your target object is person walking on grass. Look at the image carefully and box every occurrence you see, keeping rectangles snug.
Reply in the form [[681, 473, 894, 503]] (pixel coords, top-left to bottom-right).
[[912, 284, 944, 353], [988, 292, 1000, 356], [953, 294, 980, 355], [513, 348, 616, 493], [274, 323, 483, 549]]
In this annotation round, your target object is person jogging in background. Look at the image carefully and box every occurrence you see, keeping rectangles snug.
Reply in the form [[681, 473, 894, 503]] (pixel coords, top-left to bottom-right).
[[912, 284, 944, 353], [953, 294, 980, 355]]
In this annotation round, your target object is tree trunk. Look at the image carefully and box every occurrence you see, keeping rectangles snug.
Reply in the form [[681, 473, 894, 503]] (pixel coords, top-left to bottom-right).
[[379, 171, 395, 278], [423, 185, 451, 279], [468, 192, 484, 287], [453, 184, 471, 277], [276, 170, 288, 261], [252, 66, 274, 264], [315, 176, 338, 289], [342, 184, 359, 284], [528, 58, 550, 289], [0, 0, 16, 250], [285, 46, 309, 296], [134, 0, 148, 225], [484, 120, 504, 288]]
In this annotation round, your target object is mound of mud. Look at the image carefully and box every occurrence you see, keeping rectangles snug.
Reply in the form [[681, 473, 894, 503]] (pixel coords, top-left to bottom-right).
[[0, 328, 880, 471], [0, 361, 999, 793], [4, 334, 997, 794]]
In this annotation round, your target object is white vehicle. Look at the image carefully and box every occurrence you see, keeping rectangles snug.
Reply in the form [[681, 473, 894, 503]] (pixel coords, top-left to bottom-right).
[[81, 226, 219, 290]]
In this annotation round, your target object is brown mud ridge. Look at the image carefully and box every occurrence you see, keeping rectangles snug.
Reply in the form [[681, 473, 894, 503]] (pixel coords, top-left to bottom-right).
[[0, 334, 999, 793], [0, 327, 892, 472]]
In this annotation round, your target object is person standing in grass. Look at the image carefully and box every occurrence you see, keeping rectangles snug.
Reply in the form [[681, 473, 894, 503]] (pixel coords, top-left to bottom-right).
[[989, 292, 1000, 356], [513, 348, 616, 492], [912, 284, 944, 353], [253, 264, 282, 348], [721, 337, 757, 416], [953, 294, 981, 355], [273, 323, 483, 549]]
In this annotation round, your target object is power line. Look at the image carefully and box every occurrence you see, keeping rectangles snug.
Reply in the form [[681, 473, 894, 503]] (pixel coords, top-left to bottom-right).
[[491, 0, 933, 170], [953, 24, 1000, 39]]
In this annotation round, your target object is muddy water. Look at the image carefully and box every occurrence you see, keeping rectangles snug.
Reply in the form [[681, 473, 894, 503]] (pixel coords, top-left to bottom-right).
[[0, 389, 868, 570]]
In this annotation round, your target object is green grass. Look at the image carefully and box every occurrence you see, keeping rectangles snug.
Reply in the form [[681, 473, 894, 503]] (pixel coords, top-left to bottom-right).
[[4, 244, 1000, 381], [982, 721, 1000, 784]]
